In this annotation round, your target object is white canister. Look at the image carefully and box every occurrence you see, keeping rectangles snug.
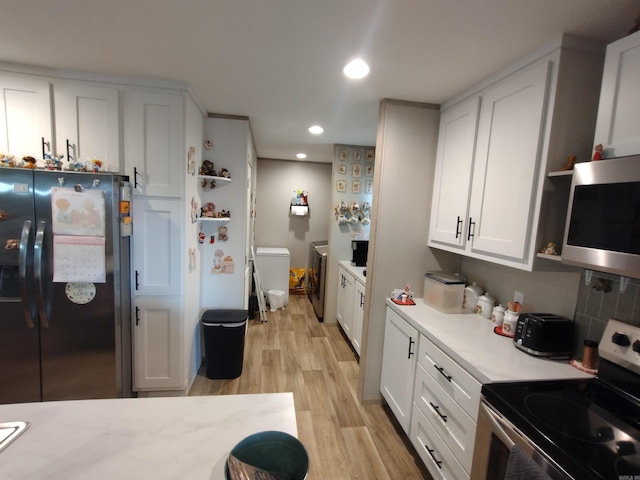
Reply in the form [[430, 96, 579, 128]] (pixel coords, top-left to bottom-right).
[[463, 282, 483, 312], [491, 304, 506, 326], [476, 293, 496, 319], [502, 310, 520, 336]]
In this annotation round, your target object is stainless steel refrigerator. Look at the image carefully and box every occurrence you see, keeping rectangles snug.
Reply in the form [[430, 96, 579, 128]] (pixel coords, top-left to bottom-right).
[[0, 168, 133, 404]]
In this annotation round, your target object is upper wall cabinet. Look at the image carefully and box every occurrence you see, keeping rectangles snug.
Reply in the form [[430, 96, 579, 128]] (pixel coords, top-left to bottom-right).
[[0, 72, 120, 169], [125, 90, 184, 197], [0, 73, 54, 160], [53, 80, 120, 169], [428, 35, 605, 271], [593, 30, 640, 158]]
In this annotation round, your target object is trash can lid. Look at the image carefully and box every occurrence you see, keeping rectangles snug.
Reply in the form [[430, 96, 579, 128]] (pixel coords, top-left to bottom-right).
[[202, 309, 248, 324]]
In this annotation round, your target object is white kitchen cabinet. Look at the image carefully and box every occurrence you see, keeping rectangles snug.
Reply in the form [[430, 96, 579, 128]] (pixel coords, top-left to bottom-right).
[[412, 334, 481, 476], [380, 307, 418, 433], [593, 30, 640, 158], [53, 81, 120, 169], [336, 265, 354, 340], [351, 279, 365, 356], [0, 72, 53, 161], [132, 197, 182, 297], [429, 96, 480, 249], [125, 89, 184, 197], [133, 297, 183, 390], [428, 35, 605, 270]]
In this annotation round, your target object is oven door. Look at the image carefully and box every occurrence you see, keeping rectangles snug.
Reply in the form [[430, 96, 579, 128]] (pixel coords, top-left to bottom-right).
[[470, 399, 570, 480]]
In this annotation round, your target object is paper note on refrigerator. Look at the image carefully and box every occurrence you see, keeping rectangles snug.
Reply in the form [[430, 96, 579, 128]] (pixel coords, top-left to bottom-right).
[[53, 235, 106, 283]]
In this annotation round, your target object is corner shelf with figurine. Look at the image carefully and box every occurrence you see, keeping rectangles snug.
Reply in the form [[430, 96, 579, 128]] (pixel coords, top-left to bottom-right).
[[196, 160, 232, 223]]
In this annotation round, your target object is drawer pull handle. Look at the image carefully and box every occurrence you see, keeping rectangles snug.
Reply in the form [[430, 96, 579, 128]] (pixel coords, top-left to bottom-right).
[[434, 364, 452, 382], [429, 402, 448, 422], [426, 445, 443, 469]]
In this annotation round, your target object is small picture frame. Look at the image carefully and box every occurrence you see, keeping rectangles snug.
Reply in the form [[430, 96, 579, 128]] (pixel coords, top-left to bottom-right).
[[337, 180, 347, 192], [365, 181, 373, 194], [353, 150, 362, 161], [365, 165, 373, 176], [337, 164, 347, 175], [339, 149, 348, 161], [352, 180, 361, 194], [365, 150, 375, 162], [352, 163, 362, 178]]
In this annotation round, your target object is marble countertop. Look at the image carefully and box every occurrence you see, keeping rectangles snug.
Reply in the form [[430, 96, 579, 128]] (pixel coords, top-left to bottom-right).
[[0, 393, 297, 480], [386, 299, 593, 384], [339, 260, 366, 285]]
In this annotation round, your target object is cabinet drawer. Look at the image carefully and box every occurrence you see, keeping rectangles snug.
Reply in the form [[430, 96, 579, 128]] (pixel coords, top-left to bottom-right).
[[414, 363, 476, 472], [410, 404, 469, 480], [418, 334, 481, 419]]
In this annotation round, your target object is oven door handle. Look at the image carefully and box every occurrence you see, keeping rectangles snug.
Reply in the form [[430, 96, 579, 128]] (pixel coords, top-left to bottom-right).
[[480, 402, 516, 450]]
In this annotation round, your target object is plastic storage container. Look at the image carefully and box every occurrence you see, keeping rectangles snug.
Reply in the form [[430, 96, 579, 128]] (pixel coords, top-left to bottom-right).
[[267, 290, 286, 311], [423, 272, 466, 313], [202, 309, 248, 379]]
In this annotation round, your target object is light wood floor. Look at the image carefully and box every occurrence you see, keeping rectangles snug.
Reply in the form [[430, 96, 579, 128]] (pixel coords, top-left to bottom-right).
[[189, 295, 431, 480]]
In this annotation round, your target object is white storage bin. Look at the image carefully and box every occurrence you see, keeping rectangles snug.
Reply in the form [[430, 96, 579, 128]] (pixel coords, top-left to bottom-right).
[[267, 290, 286, 311], [423, 272, 465, 314]]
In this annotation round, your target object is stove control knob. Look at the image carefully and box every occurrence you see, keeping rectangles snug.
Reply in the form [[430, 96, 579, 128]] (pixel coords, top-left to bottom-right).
[[633, 340, 640, 353], [612, 332, 631, 347]]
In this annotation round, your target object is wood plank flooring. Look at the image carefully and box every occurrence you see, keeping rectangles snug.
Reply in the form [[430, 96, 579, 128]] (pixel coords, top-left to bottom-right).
[[189, 295, 432, 480]]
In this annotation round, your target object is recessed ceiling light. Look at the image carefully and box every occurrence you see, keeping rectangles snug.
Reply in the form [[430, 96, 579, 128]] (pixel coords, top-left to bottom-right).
[[296, 153, 307, 159], [343, 59, 370, 79], [308, 125, 324, 135]]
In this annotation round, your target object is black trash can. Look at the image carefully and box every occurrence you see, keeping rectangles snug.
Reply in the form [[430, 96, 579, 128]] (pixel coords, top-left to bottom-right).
[[202, 309, 248, 379]]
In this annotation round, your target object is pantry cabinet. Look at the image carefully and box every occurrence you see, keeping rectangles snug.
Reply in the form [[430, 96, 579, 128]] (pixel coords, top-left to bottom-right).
[[428, 35, 604, 270], [125, 89, 184, 197], [593, 30, 640, 158], [132, 297, 182, 390], [380, 307, 418, 433], [352, 279, 365, 356]]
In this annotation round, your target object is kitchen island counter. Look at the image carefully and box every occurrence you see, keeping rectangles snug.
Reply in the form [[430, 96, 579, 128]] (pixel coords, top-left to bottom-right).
[[386, 299, 592, 384], [0, 393, 297, 480]]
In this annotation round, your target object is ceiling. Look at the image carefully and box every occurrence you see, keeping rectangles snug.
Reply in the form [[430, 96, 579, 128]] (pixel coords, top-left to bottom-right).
[[1, 0, 639, 163]]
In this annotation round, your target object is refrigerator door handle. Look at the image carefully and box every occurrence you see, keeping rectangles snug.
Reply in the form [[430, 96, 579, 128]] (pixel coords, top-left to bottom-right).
[[18, 220, 36, 329], [34, 220, 50, 328]]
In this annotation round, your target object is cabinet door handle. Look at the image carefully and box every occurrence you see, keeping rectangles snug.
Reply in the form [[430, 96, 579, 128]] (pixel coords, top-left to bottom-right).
[[359, 292, 365, 307], [467, 217, 475, 241], [66, 139, 75, 163], [408, 337, 415, 359], [41, 137, 50, 159], [455, 216, 463, 239], [429, 402, 448, 422], [426, 445, 443, 469], [134, 167, 142, 189], [135, 306, 140, 326], [135, 270, 140, 290], [434, 364, 452, 382]]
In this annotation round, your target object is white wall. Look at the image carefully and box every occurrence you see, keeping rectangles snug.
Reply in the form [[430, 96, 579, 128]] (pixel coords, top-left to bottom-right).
[[183, 94, 205, 389], [254, 158, 332, 269]]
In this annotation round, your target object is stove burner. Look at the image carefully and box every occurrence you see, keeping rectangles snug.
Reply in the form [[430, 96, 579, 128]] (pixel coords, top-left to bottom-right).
[[525, 393, 615, 444], [586, 387, 640, 431]]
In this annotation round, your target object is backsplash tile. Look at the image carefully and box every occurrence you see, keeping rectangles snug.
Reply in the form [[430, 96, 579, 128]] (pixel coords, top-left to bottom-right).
[[573, 272, 640, 358]]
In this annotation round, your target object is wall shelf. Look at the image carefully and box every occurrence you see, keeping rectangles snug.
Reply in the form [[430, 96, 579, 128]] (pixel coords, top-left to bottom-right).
[[536, 252, 562, 262], [197, 217, 230, 224], [198, 175, 231, 186], [547, 170, 573, 178]]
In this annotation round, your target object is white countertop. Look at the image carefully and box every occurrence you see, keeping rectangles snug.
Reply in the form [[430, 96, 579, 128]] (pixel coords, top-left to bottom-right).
[[0, 393, 297, 480], [339, 260, 366, 285], [386, 299, 593, 384]]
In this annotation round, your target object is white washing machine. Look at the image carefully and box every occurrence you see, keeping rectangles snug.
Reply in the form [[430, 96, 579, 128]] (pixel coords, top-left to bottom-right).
[[254, 247, 290, 306]]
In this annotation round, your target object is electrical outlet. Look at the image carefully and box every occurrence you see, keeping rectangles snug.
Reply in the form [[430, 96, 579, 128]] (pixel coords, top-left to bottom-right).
[[514, 291, 524, 304]]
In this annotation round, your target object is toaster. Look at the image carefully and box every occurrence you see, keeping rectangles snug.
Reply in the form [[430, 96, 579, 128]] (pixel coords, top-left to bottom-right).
[[513, 313, 574, 358]]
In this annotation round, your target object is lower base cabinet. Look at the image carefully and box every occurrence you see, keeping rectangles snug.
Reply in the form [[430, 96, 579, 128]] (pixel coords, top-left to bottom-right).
[[336, 264, 364, 356], [410, 406, 469, 480], [381, 307, 481, 477]]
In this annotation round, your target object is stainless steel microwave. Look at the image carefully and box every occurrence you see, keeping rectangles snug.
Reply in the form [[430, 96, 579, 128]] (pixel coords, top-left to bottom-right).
[[561, 154, 640, 279]]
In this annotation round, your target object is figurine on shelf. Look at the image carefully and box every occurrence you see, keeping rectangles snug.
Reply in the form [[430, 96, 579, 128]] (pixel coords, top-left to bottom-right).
[[218, 167, 231, 178], [199, 160, 216, 176], [559, 155, 577, 171], [22, 156, 37, 169], [201, 178, 216, 189], [540, 242, 558, 255], [592, 144, 603, 161], [201, 202, 215, 217], [220, 209, 231, 218]]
